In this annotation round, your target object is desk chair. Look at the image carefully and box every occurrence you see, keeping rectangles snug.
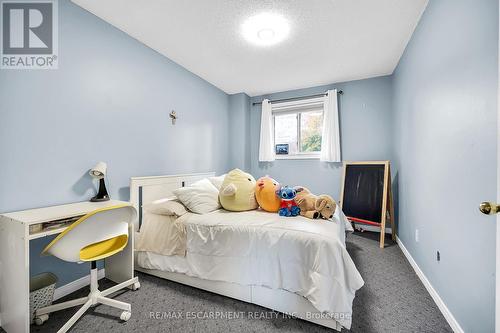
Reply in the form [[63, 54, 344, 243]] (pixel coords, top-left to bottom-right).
[[34, 205, 140, 333]]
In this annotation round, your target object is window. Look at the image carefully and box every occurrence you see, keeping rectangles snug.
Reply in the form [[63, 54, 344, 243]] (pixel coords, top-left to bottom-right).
[[259, 90, 340, 163], [273, 101, 324, 159]]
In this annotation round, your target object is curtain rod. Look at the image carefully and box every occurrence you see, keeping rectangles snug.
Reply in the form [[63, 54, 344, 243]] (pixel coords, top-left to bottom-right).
[[252, 90, 343, 106]]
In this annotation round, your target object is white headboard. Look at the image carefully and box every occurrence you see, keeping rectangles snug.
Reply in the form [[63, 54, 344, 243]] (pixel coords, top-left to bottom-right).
[[130, 172, 215, 231]]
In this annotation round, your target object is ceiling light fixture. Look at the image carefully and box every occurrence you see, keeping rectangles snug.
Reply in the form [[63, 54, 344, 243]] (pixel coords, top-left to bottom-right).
[[242, 13, 290, 46], [257, 28, 275, 41]]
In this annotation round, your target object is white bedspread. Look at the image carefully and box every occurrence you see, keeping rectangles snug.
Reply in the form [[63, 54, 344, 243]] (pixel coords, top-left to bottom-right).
[[137, 209, 363, 329]]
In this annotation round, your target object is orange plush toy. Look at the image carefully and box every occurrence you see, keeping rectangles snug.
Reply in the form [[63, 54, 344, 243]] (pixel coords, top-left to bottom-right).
[[255, 176, 281, 212]]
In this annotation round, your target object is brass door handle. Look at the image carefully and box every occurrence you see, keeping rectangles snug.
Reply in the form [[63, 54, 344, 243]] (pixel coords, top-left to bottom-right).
[[479, 202, 500, 215]]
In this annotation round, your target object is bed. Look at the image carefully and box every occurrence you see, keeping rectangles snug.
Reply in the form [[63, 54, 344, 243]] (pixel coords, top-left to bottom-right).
[[130, 172, 364, 331]]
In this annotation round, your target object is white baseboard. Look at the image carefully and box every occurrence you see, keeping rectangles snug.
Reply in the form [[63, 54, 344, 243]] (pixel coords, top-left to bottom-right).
[[53, 269, 105, 301], [396, 237, 463, 333]]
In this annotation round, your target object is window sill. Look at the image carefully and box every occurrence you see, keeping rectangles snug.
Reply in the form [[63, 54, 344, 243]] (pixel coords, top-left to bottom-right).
[[275, 155, 320, 160]]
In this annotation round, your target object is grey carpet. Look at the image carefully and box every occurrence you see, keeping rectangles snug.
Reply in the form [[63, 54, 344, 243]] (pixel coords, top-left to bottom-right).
[[4, 232, 453, 333]]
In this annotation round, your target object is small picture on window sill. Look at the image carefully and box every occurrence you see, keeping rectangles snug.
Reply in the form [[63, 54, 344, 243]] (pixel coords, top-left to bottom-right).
[[275, 144, 289, 155]]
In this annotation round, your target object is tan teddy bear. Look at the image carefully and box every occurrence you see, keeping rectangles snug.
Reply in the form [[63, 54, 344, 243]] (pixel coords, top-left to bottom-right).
[[295, 187, 337, 220]]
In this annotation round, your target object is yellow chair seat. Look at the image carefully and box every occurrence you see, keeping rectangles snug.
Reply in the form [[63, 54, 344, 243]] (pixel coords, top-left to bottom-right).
[[79, 234, 128, 261]]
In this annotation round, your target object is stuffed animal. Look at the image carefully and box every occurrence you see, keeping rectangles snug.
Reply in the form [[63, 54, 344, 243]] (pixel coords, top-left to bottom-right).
[[255, 176, 281, 212], [295, 187, 337, 220], [276, 186, 301, 217], [219, 169, 258, 211]]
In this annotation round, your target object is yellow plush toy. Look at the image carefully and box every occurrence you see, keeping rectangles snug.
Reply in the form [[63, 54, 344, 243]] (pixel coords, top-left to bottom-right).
[[255, 176, 281, 212], [219, 169, 258, 211]]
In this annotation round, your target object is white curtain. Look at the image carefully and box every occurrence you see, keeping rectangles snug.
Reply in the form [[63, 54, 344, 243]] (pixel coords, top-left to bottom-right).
[[320, 89, 341, 162], [259, 99, 275, 162]]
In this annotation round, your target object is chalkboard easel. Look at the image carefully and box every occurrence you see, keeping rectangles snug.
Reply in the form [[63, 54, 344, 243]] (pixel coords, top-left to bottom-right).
[[340, 161, 396, 248]]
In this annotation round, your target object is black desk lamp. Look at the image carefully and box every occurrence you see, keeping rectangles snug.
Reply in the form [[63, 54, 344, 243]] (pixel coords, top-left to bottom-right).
[[89, 162, 110, 202]]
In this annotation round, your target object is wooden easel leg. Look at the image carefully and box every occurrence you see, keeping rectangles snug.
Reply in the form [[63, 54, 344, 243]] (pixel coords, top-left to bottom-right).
[[388, 169, 396, 241], [379, 163, 390, 249], [379, 218, 386, 248], [391, 219, 396, 241]]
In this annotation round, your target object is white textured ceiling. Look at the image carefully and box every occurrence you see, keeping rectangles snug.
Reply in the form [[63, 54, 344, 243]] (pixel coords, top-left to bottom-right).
[[71, 0, 428, 96]]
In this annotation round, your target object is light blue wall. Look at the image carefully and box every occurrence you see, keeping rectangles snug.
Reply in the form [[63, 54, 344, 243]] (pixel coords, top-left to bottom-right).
[[0, 0, 230, 286], [392, 0, 498, 331], [249, 76, 394, 200], [228, 93, 251, 171]]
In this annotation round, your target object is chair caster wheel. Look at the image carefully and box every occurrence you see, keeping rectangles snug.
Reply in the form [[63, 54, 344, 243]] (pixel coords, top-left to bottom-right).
[[132, 282, 140, 291], [120, 311, 131, 321], [34, 314, 49, 326]]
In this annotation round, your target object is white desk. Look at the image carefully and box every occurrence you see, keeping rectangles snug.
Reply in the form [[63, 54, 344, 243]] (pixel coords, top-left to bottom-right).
[[0, 200, 136, 333]]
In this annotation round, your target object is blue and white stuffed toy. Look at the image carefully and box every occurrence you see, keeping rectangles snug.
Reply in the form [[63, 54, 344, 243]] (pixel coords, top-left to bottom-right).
[[276, 186, 301, 217]]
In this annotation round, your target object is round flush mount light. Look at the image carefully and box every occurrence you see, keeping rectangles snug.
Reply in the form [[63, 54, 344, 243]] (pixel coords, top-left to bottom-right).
[[257, 28, 275, 41], [242, 13, 290, 46]]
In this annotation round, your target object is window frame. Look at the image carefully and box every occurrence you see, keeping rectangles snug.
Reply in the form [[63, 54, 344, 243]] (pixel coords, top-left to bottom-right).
[[271, 97, 325, 160]]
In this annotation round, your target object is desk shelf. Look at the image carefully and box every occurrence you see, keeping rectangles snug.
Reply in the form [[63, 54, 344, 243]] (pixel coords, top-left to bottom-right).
[[28, 227, 69, 240]]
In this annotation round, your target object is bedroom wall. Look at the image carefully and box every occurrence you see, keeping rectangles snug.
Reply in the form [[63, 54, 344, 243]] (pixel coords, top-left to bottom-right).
[[0, 0, 230, 286], [228, 93, 251, 171], [248, 75, 394, 201], [392, 0, 498, 331]]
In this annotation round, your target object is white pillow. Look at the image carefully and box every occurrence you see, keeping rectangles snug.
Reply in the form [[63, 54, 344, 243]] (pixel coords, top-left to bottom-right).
[[173, 178, 220, 214], [208, 174, 226, 190], [143, 197, 187, 217]]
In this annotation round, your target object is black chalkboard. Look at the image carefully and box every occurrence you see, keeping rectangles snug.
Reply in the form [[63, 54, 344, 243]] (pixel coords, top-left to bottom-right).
[[341, 163, 386, 223]]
